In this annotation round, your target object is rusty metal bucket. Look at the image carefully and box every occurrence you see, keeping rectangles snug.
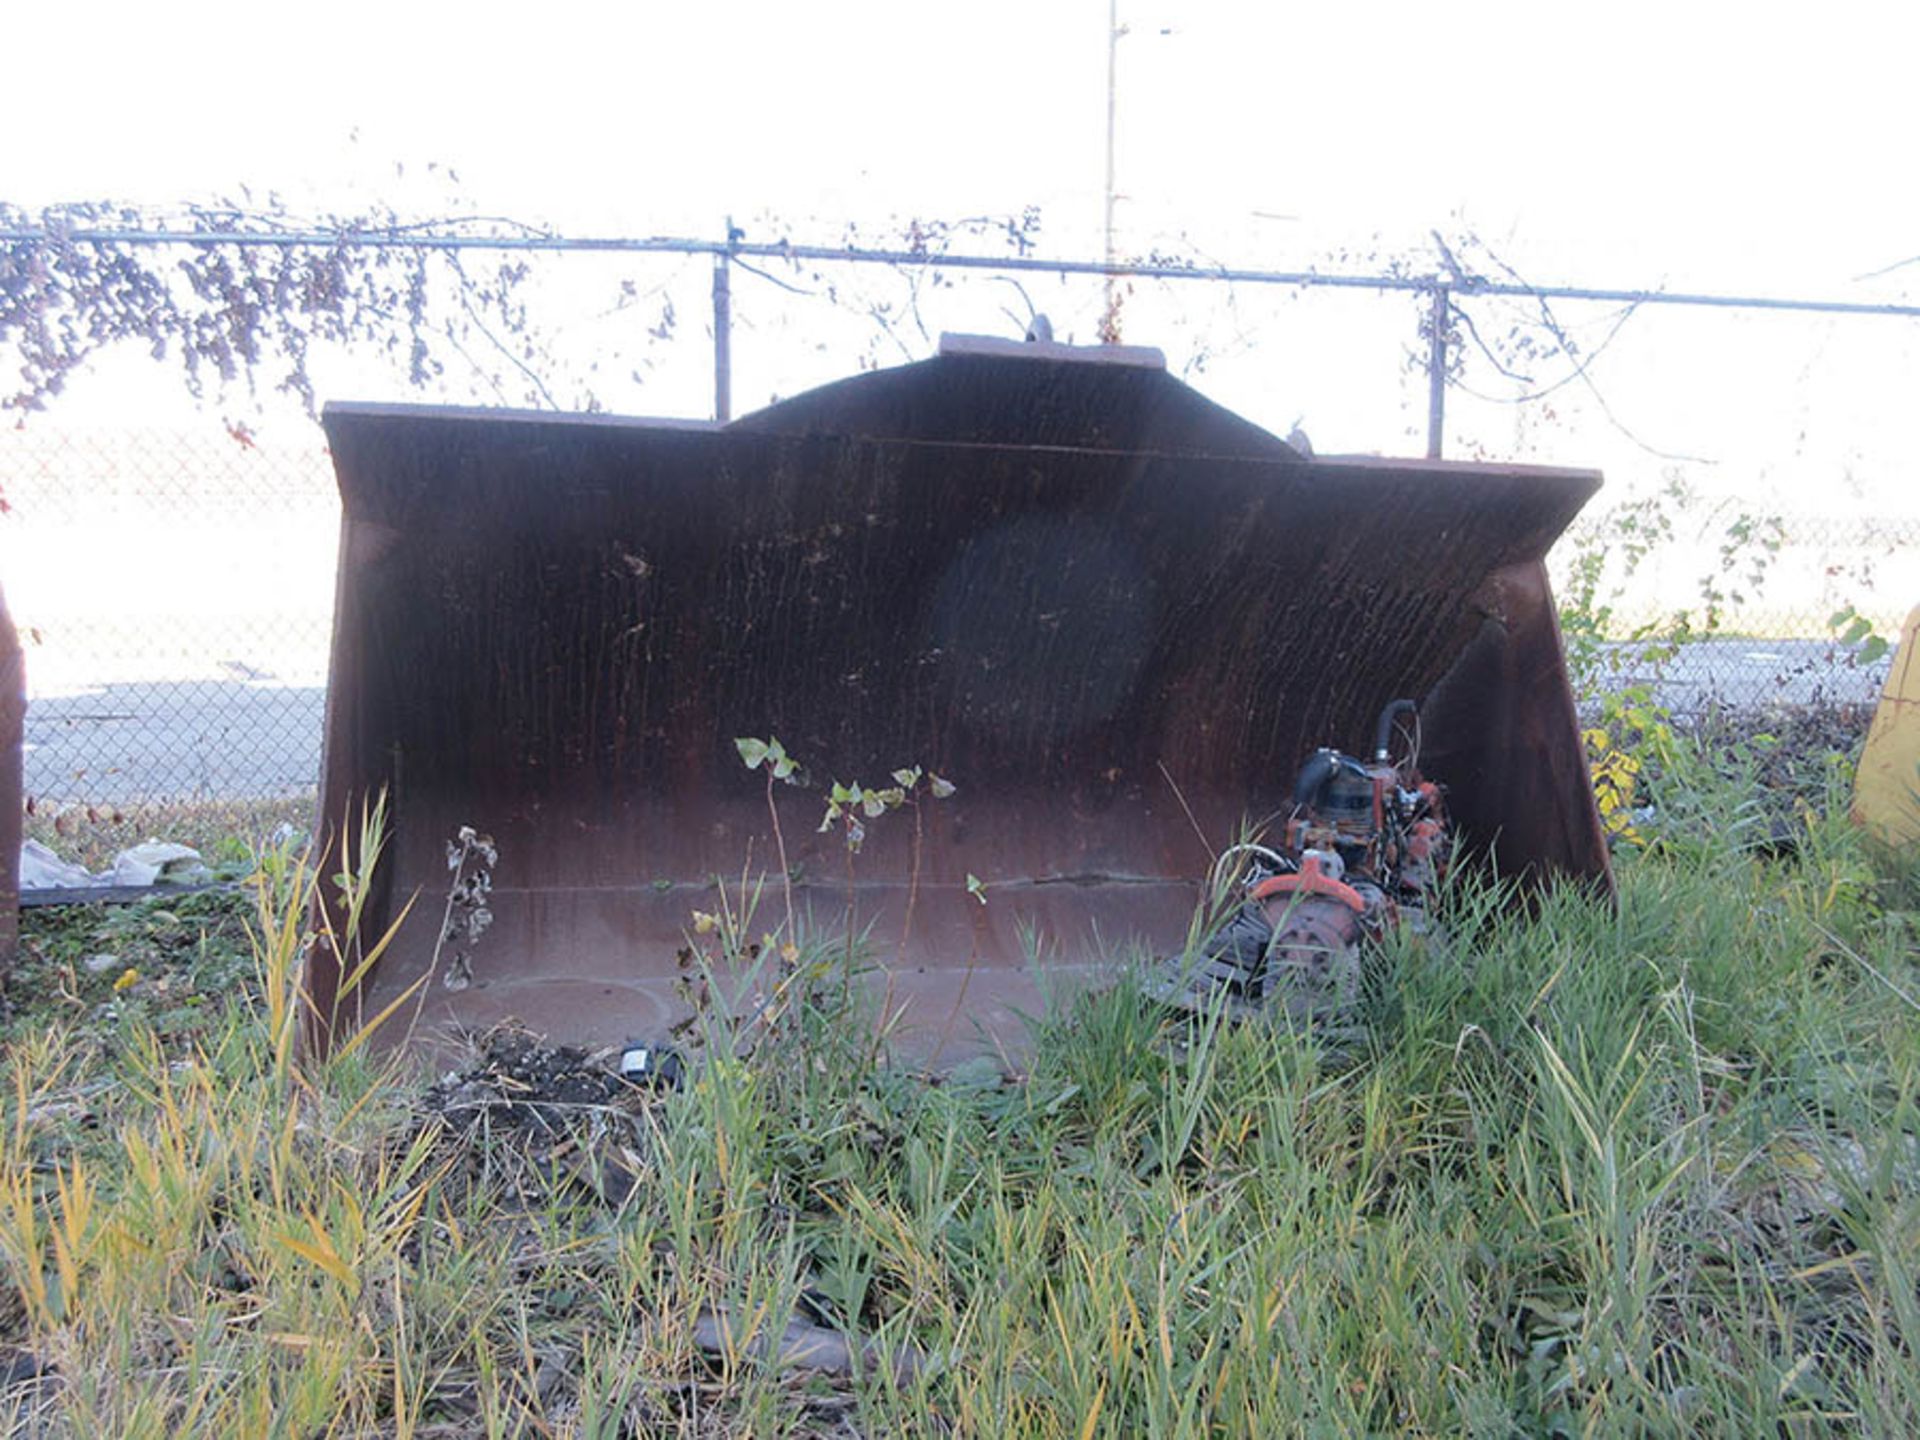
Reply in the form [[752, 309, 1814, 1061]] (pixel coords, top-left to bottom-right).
[[310, 336, 1609, 1064]]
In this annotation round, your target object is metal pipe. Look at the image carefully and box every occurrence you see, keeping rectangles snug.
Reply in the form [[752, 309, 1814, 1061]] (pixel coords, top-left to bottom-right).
[[712, 252, 732, 423], [7, 226, 1920, 319], [1426, 286, 1449, 459]]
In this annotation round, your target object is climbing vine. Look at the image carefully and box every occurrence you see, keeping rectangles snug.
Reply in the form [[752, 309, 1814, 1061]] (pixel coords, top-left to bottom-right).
[[0, 199, 558, 419]]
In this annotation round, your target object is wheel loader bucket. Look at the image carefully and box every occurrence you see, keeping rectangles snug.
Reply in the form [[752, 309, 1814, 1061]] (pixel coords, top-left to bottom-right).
[[311, 336, 1610, 1064]]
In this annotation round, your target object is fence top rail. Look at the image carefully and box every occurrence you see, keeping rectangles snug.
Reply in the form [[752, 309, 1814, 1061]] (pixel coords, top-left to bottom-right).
[[6, 225, 1920, 321]]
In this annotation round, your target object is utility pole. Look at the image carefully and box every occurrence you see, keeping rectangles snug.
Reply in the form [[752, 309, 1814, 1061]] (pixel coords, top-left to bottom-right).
[[1102, 0, 1122, 339]]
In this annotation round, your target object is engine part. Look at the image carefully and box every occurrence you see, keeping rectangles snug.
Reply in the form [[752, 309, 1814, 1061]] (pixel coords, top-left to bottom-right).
[[307, 337, 1611, 1067], [1155, 699, 1450, 1031]]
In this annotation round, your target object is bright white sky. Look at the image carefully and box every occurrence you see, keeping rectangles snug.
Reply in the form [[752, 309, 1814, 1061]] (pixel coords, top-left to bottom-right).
[[9, 0, 1916, 291], [4, 2, 1919, 500]]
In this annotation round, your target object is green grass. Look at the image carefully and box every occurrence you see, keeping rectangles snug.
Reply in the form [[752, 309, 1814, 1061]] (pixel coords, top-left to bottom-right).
[[3, 759, 1918, 1436]]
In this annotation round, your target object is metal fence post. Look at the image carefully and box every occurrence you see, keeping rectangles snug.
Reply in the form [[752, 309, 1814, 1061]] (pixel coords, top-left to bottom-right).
[[1426, 283, 1449, 460], [712, 241, 733, 424]]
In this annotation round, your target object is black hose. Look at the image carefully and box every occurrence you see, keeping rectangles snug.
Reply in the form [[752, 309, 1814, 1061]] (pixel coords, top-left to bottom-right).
[[1293, 749, 1343, 807], [1373, 699, 1419, 762]]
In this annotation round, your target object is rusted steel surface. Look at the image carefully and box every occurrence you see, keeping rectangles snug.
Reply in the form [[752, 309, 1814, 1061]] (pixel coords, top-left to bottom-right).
[[1420, 557, 1615, 888], [734, 335, 1281, 455], [311, 345, 1608, 1063], [0, 586, 22, 979]]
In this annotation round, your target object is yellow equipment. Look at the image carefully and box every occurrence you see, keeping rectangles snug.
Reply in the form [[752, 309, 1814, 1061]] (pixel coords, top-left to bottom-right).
[[1852, 605, 1920, 845]]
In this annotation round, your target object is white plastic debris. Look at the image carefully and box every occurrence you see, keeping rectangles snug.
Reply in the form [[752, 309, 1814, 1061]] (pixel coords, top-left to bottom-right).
[[19, 837, 217, 893], [19, 839, 96, 891], [109, 841, 212, 888]]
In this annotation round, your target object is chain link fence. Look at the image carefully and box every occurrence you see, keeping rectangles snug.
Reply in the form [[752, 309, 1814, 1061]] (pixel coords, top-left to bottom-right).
[[3, 423, 333, 818], [1555, 509, 1913, 718], [2, 232, 1914, 820]]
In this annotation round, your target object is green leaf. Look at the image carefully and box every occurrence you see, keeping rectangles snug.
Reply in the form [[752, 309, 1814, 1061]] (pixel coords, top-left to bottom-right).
[[767, 737, 787, 762], [830, 782, 855, 804], [891, 767, 921, 789], [1861, 635, 1890, 665], [735, 737, 769, 769], [966, 873, 988, 904], [930, 774, 957, 799], [771, 756, 796, 781], [861, 790, 889, 819], [1842, 616, 1873, 645]]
